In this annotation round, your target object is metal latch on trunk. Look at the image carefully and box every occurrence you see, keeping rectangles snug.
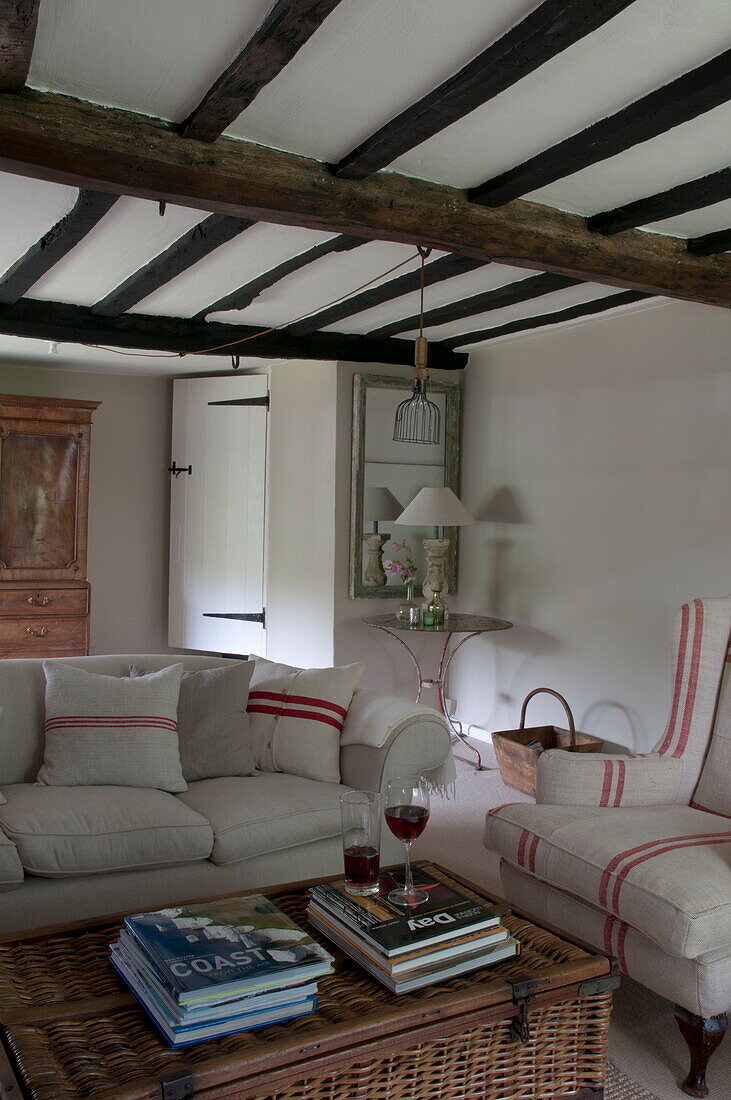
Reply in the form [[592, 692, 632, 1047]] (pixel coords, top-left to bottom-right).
[[160, 1070, 195, 1099], [508, 975, 539, 1044], [578, 961, 621, 998]]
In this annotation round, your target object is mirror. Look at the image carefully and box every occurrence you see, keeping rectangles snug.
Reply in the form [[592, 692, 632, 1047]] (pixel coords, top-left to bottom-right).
[[350, 373, 461, 599]]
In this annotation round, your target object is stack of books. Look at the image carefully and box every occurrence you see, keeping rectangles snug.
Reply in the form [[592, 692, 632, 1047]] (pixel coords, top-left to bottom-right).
[[308, 866, 518, 993], [110, 895, 334, 1047]]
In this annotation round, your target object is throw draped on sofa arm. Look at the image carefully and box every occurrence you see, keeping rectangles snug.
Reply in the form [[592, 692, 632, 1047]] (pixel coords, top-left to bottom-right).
[[339, 690, 454, 798]]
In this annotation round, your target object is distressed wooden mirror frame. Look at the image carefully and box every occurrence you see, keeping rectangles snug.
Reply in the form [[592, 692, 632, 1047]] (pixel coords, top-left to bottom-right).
[[350, 372, 461, 600]]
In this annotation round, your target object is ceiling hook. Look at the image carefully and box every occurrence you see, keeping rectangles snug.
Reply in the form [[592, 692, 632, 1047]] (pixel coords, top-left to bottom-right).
[[231, 355, 240, 369], [158, 200, 167, 217]]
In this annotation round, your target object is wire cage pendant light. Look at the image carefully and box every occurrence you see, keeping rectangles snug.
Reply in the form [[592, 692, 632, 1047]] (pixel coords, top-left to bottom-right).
[[393, 247, 441, 445]]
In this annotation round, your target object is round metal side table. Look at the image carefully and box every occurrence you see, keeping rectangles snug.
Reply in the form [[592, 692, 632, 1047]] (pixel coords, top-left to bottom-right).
[[362, 612, 513, 770]]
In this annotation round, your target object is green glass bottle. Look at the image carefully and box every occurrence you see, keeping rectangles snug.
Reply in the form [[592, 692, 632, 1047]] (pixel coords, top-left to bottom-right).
[[426, 587, 446, 627]]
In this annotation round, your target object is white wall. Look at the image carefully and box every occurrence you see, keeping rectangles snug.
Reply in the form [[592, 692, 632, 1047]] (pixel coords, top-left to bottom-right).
[[266, 361, 338, 668], [450, 301, 731, 753], [0, 360, 173, 653]]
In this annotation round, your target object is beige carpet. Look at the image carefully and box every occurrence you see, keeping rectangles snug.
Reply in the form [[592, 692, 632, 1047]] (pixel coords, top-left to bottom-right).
[[420, 741, 730, 1100]]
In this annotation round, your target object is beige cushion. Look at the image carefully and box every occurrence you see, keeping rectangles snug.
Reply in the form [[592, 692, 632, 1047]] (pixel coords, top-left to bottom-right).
[[0, 784, 213, 878], [500, 863, 731, 1019], [38, 662, 186, 792], [248, 657, 363, 782], [484, 803, 731, 958], [130, 662, 256, 782], [0, 826, 23, 892], [178, 773, 348, 866]]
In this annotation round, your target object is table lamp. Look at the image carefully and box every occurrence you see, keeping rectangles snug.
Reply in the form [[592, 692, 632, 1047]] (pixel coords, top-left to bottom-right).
[[363, 486, 402, 586], [395, 487, 475, 604]]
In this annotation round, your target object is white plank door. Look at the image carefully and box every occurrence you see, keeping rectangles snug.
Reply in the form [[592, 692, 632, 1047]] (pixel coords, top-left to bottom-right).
[[168, 375, 268, 655]]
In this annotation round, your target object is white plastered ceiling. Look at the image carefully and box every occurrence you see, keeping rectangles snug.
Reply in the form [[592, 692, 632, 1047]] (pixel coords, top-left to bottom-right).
[[0, 0, 729, 373]]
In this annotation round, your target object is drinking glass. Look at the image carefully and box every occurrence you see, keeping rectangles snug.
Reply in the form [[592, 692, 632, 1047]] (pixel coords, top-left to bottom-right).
[[384, 775, 430, 907], [340, 790, 382, 895]]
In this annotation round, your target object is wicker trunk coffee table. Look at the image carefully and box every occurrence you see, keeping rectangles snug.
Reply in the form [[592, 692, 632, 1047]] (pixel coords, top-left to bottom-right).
[[0, 863, 617, 1100]]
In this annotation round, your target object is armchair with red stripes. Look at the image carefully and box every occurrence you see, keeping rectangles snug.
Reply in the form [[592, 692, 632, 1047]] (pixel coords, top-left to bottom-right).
[[484, 597, 731, 1098]]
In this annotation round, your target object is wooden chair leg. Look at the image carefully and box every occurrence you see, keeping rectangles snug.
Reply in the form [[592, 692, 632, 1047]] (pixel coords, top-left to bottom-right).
[[674, 1006, 728, 1097]]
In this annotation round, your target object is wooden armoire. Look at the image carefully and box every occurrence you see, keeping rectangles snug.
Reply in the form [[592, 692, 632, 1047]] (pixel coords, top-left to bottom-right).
[[0, 393, 100, 658]]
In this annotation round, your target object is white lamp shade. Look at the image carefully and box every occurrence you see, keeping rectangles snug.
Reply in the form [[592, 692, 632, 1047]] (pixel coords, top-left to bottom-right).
[[363, 486, 402, 521], [395, 487, 475, 527]]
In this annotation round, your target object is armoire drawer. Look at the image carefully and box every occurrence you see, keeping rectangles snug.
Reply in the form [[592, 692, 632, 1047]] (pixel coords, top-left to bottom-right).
[[0, 617, 88, 649], [0, 588, 89, 617]]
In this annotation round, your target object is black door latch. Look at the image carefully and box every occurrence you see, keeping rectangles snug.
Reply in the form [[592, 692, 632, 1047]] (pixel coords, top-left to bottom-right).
[[168, 462, 192, 477]]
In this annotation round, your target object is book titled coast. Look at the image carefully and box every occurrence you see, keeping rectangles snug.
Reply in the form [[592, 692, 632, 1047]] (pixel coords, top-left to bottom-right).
[[310, 866, 500, 955], [112, 894, 334, 1045]]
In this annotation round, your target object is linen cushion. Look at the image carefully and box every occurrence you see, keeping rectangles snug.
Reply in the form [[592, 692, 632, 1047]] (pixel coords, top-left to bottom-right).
[[247, 658, 364, 782], [484, 803, 731, 958], [130, 662, 256, 782], [0, 826, 23, 891], [178, 773, 348, 865], [500, 863, 731, 1020], [0, 784, 212, 878], [38, 662, 186, 792]]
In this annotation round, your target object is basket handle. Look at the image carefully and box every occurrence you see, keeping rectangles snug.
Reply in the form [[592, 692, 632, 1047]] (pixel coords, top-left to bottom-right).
[[519, 688, 577, 751]]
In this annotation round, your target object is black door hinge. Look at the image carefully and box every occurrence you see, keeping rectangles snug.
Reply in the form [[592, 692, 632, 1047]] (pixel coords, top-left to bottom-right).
[[169, 462, 192, 477], [203, 610, 266, 627], [160, 1069, 194, 1099], [207, 396, 269, 407], [508, 975, 539, 1045]]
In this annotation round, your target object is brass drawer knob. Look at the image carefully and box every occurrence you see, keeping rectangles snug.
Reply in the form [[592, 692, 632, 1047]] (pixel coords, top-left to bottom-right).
[[26, 626, 49, 637], [27, 595, 51, 606]]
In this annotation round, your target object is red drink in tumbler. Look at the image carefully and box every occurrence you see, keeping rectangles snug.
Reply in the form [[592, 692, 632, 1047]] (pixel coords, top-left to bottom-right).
[[340, 791, 382, 895]]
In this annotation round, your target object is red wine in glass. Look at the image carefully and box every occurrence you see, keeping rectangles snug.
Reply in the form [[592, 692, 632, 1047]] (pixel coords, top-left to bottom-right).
[[343, 845, 380, 889], [384, 805, 429, 842], [385, 776, 430, 907]]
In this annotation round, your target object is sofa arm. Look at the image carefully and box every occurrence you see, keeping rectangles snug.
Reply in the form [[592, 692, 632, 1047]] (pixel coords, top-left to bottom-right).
[[536, 750, 685, 807], [340, 690, 451, 795]]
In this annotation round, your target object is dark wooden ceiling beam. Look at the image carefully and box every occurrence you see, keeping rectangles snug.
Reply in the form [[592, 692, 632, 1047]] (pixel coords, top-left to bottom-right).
[[93, 213, 254, 316], [0, 297, 466, 369], [198, 233, 363, 318], [0, 0, 41, 90], [470, 49, 731, 207], [588, 166, 731, 236], [367, 272, 582, 339], [686, 227, 731, 256], [0, 189, 117, 304], [443, 289, 652, 347], [336, 0, 637, 180], [180, 0, 344, 142], [0, 91, 730, 308], [287, 254, 488, 335]]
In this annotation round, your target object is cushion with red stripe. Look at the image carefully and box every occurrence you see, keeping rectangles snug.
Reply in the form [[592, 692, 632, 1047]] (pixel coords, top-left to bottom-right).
[[691, 646, 731, 817], [248, 658, 364, 783], [38, 662, 186, 792], [484, 802, 731, 958]]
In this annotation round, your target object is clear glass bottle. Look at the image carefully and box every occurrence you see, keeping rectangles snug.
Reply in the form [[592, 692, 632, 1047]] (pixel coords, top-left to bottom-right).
[[395, 580, 420, 626]]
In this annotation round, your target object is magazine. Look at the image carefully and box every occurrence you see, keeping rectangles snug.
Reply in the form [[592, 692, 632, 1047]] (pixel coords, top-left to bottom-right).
[[111, 949, 316, 1047], [310, 867, 499, 956], [307, 902, 509, 975], [308, 911, 519, 993], [123, 894, 333, 1005]]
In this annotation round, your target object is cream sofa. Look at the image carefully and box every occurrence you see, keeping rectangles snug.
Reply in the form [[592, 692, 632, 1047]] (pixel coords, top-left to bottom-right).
[[484, 597, 731, 1098], [0, 654, 451, 935]]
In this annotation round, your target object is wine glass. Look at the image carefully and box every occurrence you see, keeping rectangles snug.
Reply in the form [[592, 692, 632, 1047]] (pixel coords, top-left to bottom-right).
[[384, 775, 430, 907]]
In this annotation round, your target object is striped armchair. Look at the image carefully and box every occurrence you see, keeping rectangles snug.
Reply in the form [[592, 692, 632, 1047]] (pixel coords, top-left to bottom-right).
[[484, 597, 731, 1098]]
